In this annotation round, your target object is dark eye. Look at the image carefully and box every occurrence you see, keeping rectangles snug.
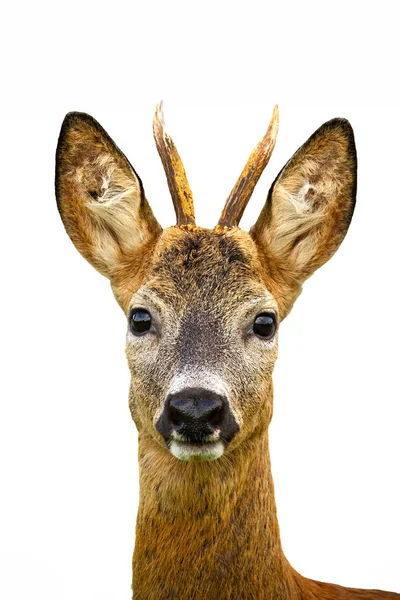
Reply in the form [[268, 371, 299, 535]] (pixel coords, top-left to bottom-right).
[[253, 313, 276, 339], [129, 309, 152, 335]]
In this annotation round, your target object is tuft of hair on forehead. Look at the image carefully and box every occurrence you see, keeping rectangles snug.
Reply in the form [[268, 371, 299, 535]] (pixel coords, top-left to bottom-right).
[[151, 227, 261, 285]]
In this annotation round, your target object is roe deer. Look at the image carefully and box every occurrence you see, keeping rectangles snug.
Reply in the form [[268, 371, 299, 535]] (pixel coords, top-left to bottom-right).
[[55, 104, 399, 599]]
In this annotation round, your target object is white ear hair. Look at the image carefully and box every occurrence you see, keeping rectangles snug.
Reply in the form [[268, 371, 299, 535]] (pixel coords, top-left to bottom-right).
[[86, 155, 148, 255]]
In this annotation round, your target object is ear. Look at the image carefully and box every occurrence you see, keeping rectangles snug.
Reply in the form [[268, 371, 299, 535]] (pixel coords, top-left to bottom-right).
[[55, 112, 162, 278], [250, 118, 357, 290]]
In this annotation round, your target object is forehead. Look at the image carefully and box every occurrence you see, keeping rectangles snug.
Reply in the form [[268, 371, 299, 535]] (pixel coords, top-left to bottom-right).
[[139, 227, 269, 310]]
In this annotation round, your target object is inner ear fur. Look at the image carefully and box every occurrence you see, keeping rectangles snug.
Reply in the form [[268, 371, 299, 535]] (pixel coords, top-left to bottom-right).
[[55, 112, 161, 278], [251, 118, 357, 293]]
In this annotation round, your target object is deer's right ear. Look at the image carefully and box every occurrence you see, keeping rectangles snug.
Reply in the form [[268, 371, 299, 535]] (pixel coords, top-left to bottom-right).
[[55, 112, 162, 278]]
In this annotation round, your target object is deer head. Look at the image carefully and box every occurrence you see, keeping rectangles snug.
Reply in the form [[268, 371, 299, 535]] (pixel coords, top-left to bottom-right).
[[55, 105, 356, 463]]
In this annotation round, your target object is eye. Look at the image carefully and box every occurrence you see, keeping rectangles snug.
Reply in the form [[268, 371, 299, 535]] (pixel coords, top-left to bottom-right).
[[253, 312, 276, 340], [129, 309, 152, 335]]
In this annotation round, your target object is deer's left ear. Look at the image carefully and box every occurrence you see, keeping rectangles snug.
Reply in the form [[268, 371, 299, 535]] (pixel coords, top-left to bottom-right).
[[250, 118, 357, 288]]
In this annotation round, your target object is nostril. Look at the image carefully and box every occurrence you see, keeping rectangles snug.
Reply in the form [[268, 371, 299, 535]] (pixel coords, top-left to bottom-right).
[[169, 400, 187, 427], [207, 402, 224, 428]]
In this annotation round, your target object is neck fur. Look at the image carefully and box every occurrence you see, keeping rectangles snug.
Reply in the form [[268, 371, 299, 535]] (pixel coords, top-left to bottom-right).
[[132, 429, 301, 599]]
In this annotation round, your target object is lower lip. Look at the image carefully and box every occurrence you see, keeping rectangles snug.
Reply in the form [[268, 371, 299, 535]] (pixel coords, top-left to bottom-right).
[[169, 440, 225, 462]]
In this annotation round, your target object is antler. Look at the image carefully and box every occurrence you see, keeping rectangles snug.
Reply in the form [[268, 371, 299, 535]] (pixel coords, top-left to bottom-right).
[[218, 105, 279, 228], [153, 101, 196, 226]]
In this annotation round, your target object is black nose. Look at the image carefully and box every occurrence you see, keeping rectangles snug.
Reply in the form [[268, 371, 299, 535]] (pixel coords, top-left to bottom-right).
[[169, 393, 224, 436], [156, 387, 239, 444]]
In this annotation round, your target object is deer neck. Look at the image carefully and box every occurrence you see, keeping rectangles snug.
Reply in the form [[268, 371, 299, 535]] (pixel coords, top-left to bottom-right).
[[132, 428, 300, 599]]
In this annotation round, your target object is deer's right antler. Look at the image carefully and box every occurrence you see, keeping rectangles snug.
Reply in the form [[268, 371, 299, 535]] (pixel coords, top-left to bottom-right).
[[153, 101, 196, 227]]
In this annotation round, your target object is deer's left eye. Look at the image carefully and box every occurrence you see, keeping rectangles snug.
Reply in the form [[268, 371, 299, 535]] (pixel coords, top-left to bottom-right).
[[129, 309, 152, 335], [253, 313, 276, 339]]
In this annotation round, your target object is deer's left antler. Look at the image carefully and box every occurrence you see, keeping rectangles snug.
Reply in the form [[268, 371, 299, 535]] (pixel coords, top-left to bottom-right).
[[218, 105, 279, 228]]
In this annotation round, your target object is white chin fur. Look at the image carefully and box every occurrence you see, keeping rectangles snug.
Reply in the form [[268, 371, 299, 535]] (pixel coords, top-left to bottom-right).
[[169, 440, 225, 462]]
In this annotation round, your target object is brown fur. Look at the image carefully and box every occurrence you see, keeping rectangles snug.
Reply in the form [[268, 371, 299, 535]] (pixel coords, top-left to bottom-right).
[[55, 111, 399, 599]]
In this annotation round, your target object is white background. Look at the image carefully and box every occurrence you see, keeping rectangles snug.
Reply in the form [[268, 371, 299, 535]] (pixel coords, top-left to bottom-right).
[[0, 1, 399, 599]]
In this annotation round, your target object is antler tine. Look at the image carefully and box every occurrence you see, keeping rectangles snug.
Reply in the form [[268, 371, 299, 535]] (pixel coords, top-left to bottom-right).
[[153, 101, 195, 226], [218, 105, 279, 228]]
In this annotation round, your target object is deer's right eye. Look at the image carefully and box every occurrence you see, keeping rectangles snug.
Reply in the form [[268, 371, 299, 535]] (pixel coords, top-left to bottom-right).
[[129, 309, 152, 335]]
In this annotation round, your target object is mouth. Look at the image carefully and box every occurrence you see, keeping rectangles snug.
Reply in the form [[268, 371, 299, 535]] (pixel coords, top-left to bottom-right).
[[169, 439, 225, 462]]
